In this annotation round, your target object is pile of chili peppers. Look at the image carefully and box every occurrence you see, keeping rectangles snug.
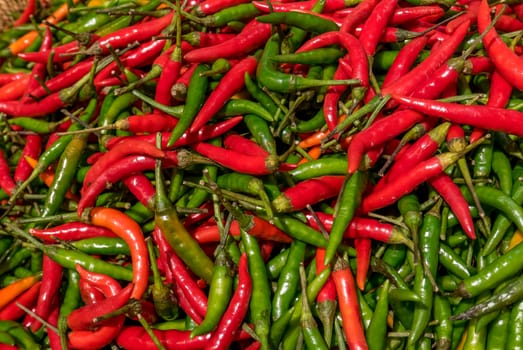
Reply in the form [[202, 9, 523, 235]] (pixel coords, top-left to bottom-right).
[[0, 0, 523, 348]]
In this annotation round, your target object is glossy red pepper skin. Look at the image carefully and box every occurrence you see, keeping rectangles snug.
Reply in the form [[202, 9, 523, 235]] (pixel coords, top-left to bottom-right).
[[82, 139, 165, 192], [205, 253, 252, 350], [392, 94, 523, 137], [0, 151, 16, 195], [29, 222, 117, 243], [189, 56, 257, 132], [14, 134, 42, 184], [192, 142, 280, 175], [105, 116, 243, 150], [189, 20, 270, 63], [67, 283, 132, 330], [23, 256, 63, 332], [477, 0, 523, 90]]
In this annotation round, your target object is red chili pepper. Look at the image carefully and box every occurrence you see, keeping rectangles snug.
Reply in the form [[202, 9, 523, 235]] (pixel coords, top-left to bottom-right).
[[123, 173, 156, 209], [89, 12, 174, 55], [252, 0, 347, 13], [76, 264, 122, 297], [273, 175, 345, 213], [392, 94, 523, 137], [223, 133, 269, 157], [94, 39, 168, 86], [347, 109, 424, 174], [391, 5, 445, 25], [315, 248, 337, 304], [381, 19, 470, 98], [14, 134, 42, 184], [68, 315, 126, 350], [82, 139, 165, 192], [429, 173, 476, 239], [193, 215, 292, 243], [466, 56, 493, 74], [412, 57, 466, 100], [105, 116, 243, 150], [192, 142, 280, 175], [323, 60, 351, 131], [340, 0, 379, 33], [495, 13, 523, 31], [29, 222, 117, 243], [189, 56, 257, 132], [358, 0, 399, 56], [0, 75, 31, 102], [90, 207, 149, 300], [192, 0, 251, 15], [13, 0, 36, 26], [21, 27, 53, 103], [79, 278, 105, 305], [0, 73, 26, 86], [332, 256, 368, 350], [182, 32, 236, 48], [362, 151, 466, 214], [0, 151, 16, 197], [166, 245, 209, 318], [156, 47, 183, 108], [23, 256, 62, 332], [116, 326, 251, 350], [67, 283, 132, 330], [0, 281, 41, 321], [205, 253, 252, 350], [27, 59, 94, 100], [113, 113, 179, 134], [0, 90, 72, 118], [470, 69, 513, 142], [354, 238, 371, 291], [477, 0, 523, 89], [382, 35, 428, 88], [374, 122, 450, 191]]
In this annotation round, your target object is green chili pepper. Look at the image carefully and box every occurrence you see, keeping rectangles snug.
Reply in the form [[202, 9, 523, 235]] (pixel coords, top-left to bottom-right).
[[257, 11, 338, 34], [324, 171, 367, 265], [272, 240, 306, 321], [486, 309, 510, 349], [244, 73, 278, 115], [257, 34, 359, 94], [8, 98, 97, 204], [41, 134, 87, 217], [241, 229, 272, 350], [0, 246, 31, 276], [219, 99, 274, 122], [506, 300, 523, 349], [244, 114, 278, 155], [492, 148, 512, 195], [367, 280, 390, 350], [154, 154, 214, 283], [439, 243, 472, 280], [473, 142, 494, 182], [191, 245, 234, 337], [167, 63, 209, 147], [272, 48, 345, 65], [482, 164, 523, 256], [408, 201, 441, 347], [70, 237, 131, 255], [433, 294, 452, 350], [455, 239, 523, 298], [0, 320, 40, 349], [272, 215, 328, 247]]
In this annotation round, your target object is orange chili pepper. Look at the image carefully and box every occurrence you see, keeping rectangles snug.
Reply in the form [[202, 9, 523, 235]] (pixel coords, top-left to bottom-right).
[[0, 75, 31, 102], [0, 273, 41, 311], [8, 1, 77, 55], [90, 207, 149, 300], [298, 146, 322, 165], [298, 130, 328, 149]]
